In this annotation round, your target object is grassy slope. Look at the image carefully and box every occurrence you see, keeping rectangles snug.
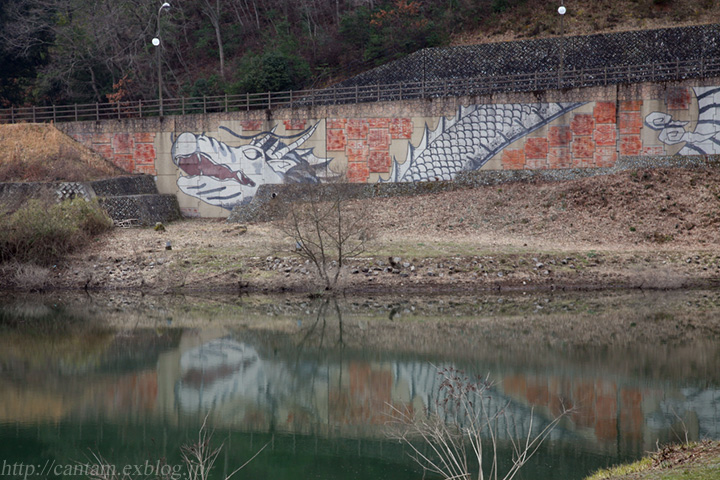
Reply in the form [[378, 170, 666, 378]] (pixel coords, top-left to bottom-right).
[[586, 441, 720, 480], [0, 124, 122, 182]]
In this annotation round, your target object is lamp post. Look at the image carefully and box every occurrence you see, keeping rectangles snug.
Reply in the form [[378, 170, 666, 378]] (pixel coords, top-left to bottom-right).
[[152, 2, 171, 116], [558, 2, 566, 87]]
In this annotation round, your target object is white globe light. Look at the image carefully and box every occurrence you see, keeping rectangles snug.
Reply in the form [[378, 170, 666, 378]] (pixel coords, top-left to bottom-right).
[[152, 37, 160, 46], [558, 5, 566, 15]]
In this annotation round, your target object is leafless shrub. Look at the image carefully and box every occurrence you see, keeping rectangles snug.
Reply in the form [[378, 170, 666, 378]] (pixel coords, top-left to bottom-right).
[[275, 180, 373, 291], [181, 416, 267, 480], [12, 262, 51, 290], [85, 416, 267, 480], [388, 366, 572, 480]]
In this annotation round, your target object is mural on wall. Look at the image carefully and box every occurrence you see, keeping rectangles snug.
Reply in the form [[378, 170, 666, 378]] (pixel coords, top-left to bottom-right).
[[387, 102, 584, 182], [172, 123, 332, 209], [171, 102, 586, 209], [645, 86, 720, 154]]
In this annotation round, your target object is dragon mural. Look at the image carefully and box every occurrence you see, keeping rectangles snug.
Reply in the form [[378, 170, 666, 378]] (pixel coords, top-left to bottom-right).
[[386, 102, 584, 182], [172, 123, 332, 209], [172, 101, 585, 209], [645, 86, 720, 154]]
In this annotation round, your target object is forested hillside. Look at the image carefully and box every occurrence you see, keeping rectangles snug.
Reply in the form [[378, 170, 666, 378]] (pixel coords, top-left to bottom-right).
[[0, 0, 718, 108]]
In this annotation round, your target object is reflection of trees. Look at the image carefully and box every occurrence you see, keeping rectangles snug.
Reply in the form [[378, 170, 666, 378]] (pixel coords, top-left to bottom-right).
[[296, 297, 344, 354]]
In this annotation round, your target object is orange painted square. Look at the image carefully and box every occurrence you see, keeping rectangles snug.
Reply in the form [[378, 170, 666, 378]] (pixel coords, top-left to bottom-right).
[[240, 120, 262, 131], [389, 118, 413, 139], [133, 132, 156, 144], [595, 418, 618, 441], [112, 154, 135, 173], [112, 133, 133, 154], [570, 114, 595, 136], [594, 146, 617, 167], [619, 112, 642, 134], [92, 144, 114, 159], [327, 129, 346, 151], [526, 380, 549, 406], [283, 119, 306, 131], [572, 136, 595, 159], [642, 146, 665, 155], [593, 102, 616, 124], [346, 139, 368, 162], [525, 137, 548, 159], [91, 133, 114, 144], [502, 149, 525, 170], [346, 119, 369, 139], [347, 163, 369, 183], [135, 164, 157, 175], [502, 375, 527, 397], [548, 126, 572, 147], [594, 124, 617, 146], [368, 128, 391, 150], [572, 158, 595, 168], [71, 133, 90, 144], [134, 143, 156, 164], [525, 157, 548, 169], [548, 147, 571, 168], [368, 151, 391, 172], [368, 118, 390, 128], [619, 135, 642, 155], [620, 100, 642, 112], [326, 118, 346, 129]]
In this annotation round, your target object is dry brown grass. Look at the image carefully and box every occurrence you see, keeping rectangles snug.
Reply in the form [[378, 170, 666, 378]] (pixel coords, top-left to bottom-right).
[[0, 124, 122, 182]]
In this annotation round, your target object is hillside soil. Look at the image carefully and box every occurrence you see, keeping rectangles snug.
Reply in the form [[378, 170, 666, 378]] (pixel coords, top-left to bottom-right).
[[22, 165, 720, 295], [0, 124, 122, 182]]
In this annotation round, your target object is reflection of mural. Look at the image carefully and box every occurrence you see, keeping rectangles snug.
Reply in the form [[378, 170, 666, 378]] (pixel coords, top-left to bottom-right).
[[387, 103, 583, 182], [176, 339, 268, 411], [172, 124, 332, 208], [169, 338, 720, 449], [646, 86, 720, 154]]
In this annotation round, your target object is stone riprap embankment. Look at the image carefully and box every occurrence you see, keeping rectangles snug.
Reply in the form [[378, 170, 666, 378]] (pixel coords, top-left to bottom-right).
[[0, 176, 181, 226]]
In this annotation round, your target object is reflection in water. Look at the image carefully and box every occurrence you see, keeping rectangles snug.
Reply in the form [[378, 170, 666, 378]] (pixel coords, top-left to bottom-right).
[[0, 291, 719, 480]]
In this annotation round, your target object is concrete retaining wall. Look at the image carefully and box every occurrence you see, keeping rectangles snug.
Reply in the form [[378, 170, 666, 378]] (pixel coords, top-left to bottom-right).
[[57, 79, 720, 218]]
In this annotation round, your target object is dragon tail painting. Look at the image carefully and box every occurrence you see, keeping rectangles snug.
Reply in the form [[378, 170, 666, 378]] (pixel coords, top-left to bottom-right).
[[386, 102, 584, 182]]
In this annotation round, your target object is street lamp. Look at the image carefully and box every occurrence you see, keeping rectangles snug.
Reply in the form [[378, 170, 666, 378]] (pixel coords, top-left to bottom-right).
[[152, 2, 171, 116], [558, 1, 567, 87]]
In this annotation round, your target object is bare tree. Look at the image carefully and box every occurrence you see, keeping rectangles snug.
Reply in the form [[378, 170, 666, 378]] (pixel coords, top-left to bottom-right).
[[200, 0, 226, 78], [389, 366, 572, 480], [276, 181, 372, 291]]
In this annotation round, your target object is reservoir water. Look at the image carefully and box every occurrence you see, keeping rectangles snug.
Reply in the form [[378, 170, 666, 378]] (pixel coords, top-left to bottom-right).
[[1, 289, 719, 480]]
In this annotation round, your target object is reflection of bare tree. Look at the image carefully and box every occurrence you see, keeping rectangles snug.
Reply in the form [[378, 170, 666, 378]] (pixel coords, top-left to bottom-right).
[[296, 297, 344, 354]]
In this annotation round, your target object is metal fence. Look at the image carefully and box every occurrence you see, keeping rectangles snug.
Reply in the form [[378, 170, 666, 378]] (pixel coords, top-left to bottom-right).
[[1, 56, 718, 124]]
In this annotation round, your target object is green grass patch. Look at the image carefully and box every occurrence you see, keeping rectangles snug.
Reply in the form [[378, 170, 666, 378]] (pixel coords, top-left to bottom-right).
[[0, 198, 113, 265], [585, 457, 652, 480]]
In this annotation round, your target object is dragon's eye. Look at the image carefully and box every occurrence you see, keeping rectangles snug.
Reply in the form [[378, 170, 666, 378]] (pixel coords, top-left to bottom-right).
[[242, 147, 262, 160]]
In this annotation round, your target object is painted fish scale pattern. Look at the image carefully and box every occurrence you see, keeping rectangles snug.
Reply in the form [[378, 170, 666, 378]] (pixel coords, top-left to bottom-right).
[[395, 103, 582, 182]]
